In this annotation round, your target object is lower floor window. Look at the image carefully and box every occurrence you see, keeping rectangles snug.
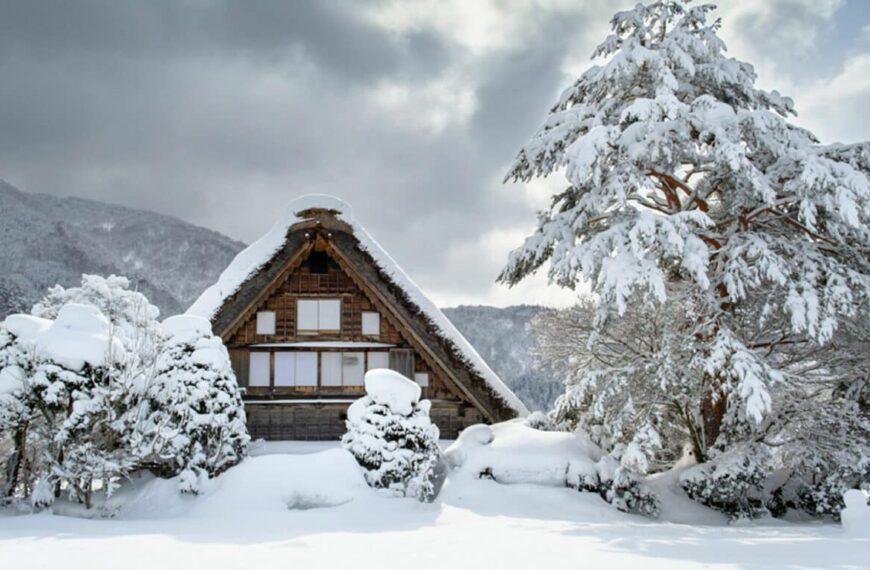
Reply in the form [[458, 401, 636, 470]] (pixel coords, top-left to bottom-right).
[[322, 352, 365, 387], [274, 352, 317, 387], [249, 350, 392, 389]]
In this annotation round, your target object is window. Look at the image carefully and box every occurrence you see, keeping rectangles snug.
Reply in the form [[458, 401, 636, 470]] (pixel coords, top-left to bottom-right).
[[274, 352, 317, 387], [297, 299, 341, 333], [321, 353, 342, 386], [256, 311, 276, 335], [321, 352, 365, 386], [342, 352, 365, 386], [367, 352, 389, 371], [414, 372, 430, 387], [308, 250, 329, 274], [249, 352, 271, 387], [361, 311, 380, 336]]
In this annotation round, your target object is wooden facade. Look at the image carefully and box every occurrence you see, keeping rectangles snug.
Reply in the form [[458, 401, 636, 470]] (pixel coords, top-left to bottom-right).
[[202, 204, 522, 440]]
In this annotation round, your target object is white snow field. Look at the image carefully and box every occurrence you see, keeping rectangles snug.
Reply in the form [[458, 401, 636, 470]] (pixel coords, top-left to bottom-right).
[[1, 433, 866, 570]]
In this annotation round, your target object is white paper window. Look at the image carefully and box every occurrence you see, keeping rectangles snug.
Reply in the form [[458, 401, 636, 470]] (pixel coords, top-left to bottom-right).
[[274, 352, 295, 386], [414, 372, 430, 387], [297, 300, 319, 332], [367, 352, 389, 371], [361, 311, 380, 336], [297, 299, 341, 333], [256, 311, 276, 335], [342, 352, 365, 386], [321, 352, 343, 387], [249, 352, 271, 387], [319, 300, 341, 331], [295, 352, 318, 387]]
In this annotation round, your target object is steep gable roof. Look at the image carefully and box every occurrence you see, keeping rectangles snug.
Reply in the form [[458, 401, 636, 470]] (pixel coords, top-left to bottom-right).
[[188, 195, 528, 418]]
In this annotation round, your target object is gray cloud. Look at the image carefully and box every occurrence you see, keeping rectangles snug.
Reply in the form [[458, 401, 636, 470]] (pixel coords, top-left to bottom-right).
[[0, 0, 866, 307]]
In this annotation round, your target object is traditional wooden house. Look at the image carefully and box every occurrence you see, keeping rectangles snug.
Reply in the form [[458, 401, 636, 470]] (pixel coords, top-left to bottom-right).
[[188, 195, 527, 440]]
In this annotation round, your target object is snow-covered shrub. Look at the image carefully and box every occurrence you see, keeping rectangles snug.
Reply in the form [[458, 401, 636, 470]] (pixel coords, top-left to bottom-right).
[[341, 369, 439, 500], [131, 315, 248, 493], [680, 450, 769, 521], [1, 276, 249, 508], [794, 460, 870, 519], [32, 274, 162, 367], [0, 325, 31, 499], [1, 304, 132, 507], [525, 411, 558, 431], [603, 469, 660, 518]]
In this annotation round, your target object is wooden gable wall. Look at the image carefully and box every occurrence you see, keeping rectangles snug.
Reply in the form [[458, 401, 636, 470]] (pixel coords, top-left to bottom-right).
[[225, 240, 471, 404]]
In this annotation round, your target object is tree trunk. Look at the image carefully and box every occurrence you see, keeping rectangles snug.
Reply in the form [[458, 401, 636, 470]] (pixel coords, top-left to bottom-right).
[[700, 373, 727, 451], [4, 425, 27, 497]]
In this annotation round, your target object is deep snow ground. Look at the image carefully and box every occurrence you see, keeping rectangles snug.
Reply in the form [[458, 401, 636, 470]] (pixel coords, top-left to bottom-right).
[[0, 442, 865, 570]]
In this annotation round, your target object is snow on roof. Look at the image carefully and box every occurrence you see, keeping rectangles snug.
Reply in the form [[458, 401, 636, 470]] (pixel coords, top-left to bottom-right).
[[188, 194, 528, 416]]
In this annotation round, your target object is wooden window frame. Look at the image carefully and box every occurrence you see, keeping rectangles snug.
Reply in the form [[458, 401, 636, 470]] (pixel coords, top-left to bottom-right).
[[255, 311, 276, 335], [361, 311, 380, 337], [296, 298, 342, 335]]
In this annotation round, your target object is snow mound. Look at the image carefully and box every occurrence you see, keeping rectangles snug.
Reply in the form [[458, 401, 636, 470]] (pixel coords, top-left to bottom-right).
[[4, 313, 51, 340], [841, 489, 870, 535], [363, 368, 421, 416], [162, 314, 213, 343], [445, 420, 606, 487], [0, 365, 25, 395], [191, 449, 368, 517], [4, 304, 123, 371], [187, 194, 528, 416]]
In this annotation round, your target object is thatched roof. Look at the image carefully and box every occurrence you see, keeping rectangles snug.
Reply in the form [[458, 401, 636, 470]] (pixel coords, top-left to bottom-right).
[[188, 195, 528, 420]]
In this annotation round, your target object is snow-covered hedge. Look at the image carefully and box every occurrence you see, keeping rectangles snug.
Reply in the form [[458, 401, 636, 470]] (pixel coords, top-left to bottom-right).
[[445, 420, 660, 517], [0, 275, 249, 509], [131, 315, 249, 494], [341, 369, 440, 501]]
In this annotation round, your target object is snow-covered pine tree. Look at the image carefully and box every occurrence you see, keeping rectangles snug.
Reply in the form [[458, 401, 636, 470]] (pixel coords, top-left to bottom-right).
[[1, 304, 132, 508], [342, 369, 440, 501], [131, 315, 248, 493], [503, 0, 870, 517], [0, 323, 31, 498]]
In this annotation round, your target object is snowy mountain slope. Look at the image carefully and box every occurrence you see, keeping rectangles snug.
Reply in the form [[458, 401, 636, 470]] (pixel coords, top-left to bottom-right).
[[0, 180, 245, 318], [443, 305, 562, 411]]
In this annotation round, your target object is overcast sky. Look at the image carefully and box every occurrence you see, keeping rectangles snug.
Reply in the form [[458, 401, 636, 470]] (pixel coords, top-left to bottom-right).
[[1, 0, 869, 308]]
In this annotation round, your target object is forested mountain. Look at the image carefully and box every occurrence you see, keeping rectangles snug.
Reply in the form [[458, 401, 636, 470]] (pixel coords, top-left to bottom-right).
[[443, 305, 562, 411], [0, 180, 245, 317]]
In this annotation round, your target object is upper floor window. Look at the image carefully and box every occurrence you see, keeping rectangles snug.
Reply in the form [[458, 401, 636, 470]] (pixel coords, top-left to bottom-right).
[[297, 299, 341, 334], [361, 311, 380, 336], [308, 250, 329, 274], [256, 311, 276, 335]]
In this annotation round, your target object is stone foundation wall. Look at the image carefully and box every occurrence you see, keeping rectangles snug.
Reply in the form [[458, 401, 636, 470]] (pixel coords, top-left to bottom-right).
[[244, 401, 485, 441]]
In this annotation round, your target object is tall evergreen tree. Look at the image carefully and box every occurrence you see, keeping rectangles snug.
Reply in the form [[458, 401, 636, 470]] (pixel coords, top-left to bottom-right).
[[502, 0, 870, 463]]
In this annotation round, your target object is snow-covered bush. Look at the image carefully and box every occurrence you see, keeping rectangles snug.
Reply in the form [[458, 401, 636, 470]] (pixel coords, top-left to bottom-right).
[[131, 315, 248, 493], [446, 421, 662, 518], [525, 410, 558, 431], [604, 469, 660, 518], [680, 449, 769, 521], [341, 369, 440, 501], [0, 304, 132, 507], [1, 275, 249, 508], [32, 274, 162, 367], [793, 459, 870, 519]]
